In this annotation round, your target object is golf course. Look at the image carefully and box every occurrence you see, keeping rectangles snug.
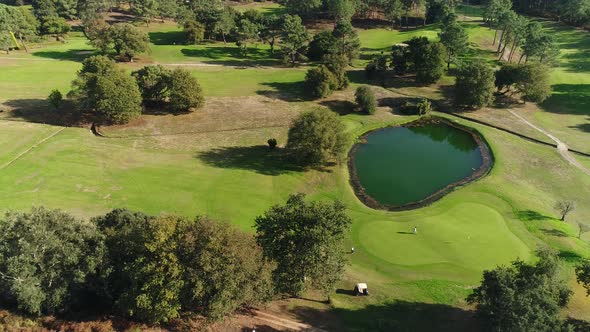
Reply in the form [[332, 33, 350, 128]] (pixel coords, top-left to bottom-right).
[[0, 1, 589, 331]]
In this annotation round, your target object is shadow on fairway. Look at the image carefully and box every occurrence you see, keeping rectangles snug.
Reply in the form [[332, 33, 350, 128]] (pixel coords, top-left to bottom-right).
[[541, 84, 590, 116], [320, 100, 357, 115], [516, 210, 553, 221], [196, 146, 303, 176], [180, 47, 280, 67], [1, 99, 90, 126], [32, 49, 95, 62], [293, 300, 480, 332], [256, 81, 308, 102], [149, 31, 186, 45], [397, 231, 416, 235], [541, 228, 569, 237]]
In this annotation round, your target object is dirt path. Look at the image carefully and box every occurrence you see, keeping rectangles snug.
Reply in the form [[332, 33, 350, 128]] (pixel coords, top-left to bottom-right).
[[245, 310, 329, 332], [0, 127, 65, 170], [508, 110, 590, 176]]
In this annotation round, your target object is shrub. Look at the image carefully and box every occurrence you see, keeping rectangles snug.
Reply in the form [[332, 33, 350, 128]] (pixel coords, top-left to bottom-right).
[[168, 68, 205, 112], [455, 60, 495, 109], [304, 65, 338, 99], [287, 108, 347, 165], [267, 138, 278, 150], [307, 31, 337, 61], [355, 86, 377, 115], [48, 89, 63, 110], [132, 65, 172, 104], [417, 99, 433, 115]]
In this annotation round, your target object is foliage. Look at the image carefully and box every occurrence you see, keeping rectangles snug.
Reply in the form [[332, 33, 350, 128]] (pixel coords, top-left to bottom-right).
[[184, 20, 206, 44], [355, 86, 377, 115], [455, 60, 496, 109], [168, 68, 205, 112], [69, 55, 143, 124], [332, 19, 360, 62], [438, 15, 468, 69], [131, 0, 159, 25], [365, 54, 389, 81], [214, 6, 237, 44], [495, 63, 551, 103], [391, 44, 410, 75], [417, 98, 433, 115], [234, 17, 260, 56], [308, 31, 337, 61], [467, 248, 573, 332], [178, 218, 275, 319], [415, 42, 446, 84], [95, 210, 186, 323], [268, 138, 278, 150], [132, 65, 172, 104], [304, 65, 338, 99], [41, 15, 69, 40], [280, 14, 309, 66], [576, 260, 590, 296], [0, 207, 105, 316], [48, 89, 63, 110], [0, 4, 39, 52], [279, 0, 322, 17], [109, 23, 150, 61], [286, 108, 348, 165], [255, 194, 352, 297], [323, 53, 349, 90]]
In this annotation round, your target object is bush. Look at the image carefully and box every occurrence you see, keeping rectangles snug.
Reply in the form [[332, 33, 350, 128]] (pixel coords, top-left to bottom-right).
[[455, 60, 496, 109], [168, 68, 205, 112], [355, 86, 377, 114], [307, 31, 336, 61], [0, 207, 105, 316], [417, 99, 433, 115], [267, 138, 278, 149], [287, 108, 347, 165], [132, 65, 172, 104], [48, 89, 63, 110], [304, 65, 338, 99]]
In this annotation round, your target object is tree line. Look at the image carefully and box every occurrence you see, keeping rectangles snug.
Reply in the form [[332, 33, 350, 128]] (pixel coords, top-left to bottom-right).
[[0, 194, 351, 323]]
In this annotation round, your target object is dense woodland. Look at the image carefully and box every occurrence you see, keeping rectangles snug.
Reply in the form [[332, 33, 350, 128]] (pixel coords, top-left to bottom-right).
[[0, 0, 590, 330]]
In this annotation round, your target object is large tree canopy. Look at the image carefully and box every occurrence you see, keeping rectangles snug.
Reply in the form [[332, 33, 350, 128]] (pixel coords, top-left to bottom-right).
[[255, 194, 352, 298]]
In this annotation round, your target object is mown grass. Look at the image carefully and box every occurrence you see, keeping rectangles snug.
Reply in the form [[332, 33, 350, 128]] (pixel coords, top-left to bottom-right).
[[0, 5, 590, 330]]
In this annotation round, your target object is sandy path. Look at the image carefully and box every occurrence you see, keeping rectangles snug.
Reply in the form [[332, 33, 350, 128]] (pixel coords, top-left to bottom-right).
[[508, 110, 590, 176], [246, 310, 329, 332]]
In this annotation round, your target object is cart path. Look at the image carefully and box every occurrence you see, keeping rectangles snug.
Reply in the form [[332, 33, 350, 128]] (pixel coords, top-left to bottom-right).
[[0, 127, 65, 171], [508, 110, 590, 176], [248, 310, 329, 332]]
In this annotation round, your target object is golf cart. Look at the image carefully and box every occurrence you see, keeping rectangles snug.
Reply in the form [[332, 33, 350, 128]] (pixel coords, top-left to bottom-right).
[[354, 283, 369, 296]]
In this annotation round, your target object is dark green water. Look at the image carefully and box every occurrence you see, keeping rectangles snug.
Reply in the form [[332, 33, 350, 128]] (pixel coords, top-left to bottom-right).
[[352, 122, 484, 207]]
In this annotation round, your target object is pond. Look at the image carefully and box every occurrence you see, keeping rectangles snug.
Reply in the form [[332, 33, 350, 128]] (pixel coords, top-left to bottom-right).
[[349, 118, 492, 210]]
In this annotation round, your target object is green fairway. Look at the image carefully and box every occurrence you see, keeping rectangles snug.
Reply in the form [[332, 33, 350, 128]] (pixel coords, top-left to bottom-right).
[[1, 4, 590, 330]]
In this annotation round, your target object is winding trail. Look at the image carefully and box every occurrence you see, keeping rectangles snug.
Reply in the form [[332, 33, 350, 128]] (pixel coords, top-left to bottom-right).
[[507, 110, 590, 176], [248, 310, 328, 332]]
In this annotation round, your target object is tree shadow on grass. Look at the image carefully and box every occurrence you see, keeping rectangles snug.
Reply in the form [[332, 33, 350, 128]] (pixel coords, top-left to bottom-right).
[[196, 146, 304, 176], [32, 49, 96, 62], [256, 81, 308, 102], [540, 84, 590, 116], [297, 300, 480, 332], [180, 47, 280, 67], [569, 119, 590, 133], [566, 317, 590, 332], [319, 100, 357, 115], [516, 210, 553, 221], [558, 250, 584, 263], [1, 99, 90, 126], [541, 228, 569, 237], [149, 31, 186, 45]]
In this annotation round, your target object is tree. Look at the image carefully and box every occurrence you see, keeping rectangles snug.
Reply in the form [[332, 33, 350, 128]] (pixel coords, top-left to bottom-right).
[[69, 55, 143, 124], [426, 0, 455, 23], [286, 108, 348, 165], [438, 16, 468, 69], [234, 18, 260, 56], [304, 65, 338, 99], [214, 6, 236, 44], [495, 63, 551, 103], [578, 222, 590, 239], [94, 209, 187, 323], [365, 53, 389, 82], [255, 194, 352, 298], [391, 44, 410, 75], [327, 0, 356, 21], [0, 5, 39, 53], [467, 248, 573, 332], [109, 23, 150, 61], [279, 0, 322, 17], [168, 67, 204, 112], [41, 16, 70, 40], [455, 60, 495, 109], [554, 201, 575, 221], [385, 0, 404, 27], [355, 86, 377, 114], [332, 19, 360, 63], [307, 31, 337, 61], [184, 20, 206, 44], [259, 14, 282, 54], [280, 14, 309, 66], [0, 207, 105, 316], [48, 89, 63, 109], [178, 218, 275, 319], [323, 53, 349, 90], [415, 42, 446, 84], [131, 0, 159, 25], [576, 260, 590, 296], [132, 65, 172, 104]]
